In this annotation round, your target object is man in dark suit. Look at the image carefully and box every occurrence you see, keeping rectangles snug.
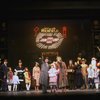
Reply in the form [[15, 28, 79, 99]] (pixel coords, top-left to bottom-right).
[[40, 57, 49, 93], [1, 59, 8, 91]]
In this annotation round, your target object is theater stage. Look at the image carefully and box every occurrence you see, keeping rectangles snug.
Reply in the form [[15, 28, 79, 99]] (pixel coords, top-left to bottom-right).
[[0, 89, 100, 99]]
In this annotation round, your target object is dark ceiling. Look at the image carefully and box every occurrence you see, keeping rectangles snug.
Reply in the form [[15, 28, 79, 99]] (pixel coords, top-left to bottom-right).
[[0, 0, 100, 19]]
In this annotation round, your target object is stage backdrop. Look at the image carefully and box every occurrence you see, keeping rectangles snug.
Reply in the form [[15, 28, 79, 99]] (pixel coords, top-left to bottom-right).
[[7, 19, 92, 67]]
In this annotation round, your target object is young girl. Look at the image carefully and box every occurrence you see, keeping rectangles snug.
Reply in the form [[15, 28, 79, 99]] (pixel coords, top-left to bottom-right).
[[94, 67, 100, 89], [87, 64, 95, 89], [24, 67, 31, 91], [7, 67, 13, 91], [48, 62, 59, 93], [12, 72, 20, 91]]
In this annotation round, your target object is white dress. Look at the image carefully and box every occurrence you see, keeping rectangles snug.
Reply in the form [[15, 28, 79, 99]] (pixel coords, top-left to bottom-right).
[[48, 68, 59, 86], [12, 75, 20, 85]]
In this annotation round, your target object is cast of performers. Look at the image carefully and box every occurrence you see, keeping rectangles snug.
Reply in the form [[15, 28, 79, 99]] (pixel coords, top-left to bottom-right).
[[0, 55, 100, 92]]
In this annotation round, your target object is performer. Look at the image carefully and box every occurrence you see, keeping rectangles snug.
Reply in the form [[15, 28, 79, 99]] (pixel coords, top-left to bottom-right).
[[55, 56, 68, 92], [1, 59, 8, 91], [24, 67, 31, 91], [97, 60, 100, 82], [74, 61, 84, 89], [48, 62, 59, 93], [87, 64, 95, 89], [40, 57, 49, 94], [7, 67, 13, 91], [67, 60, 75, 90], [81, 58, 88, 89], [94, 67, 100, 89], [14, 60, 25, 91], [32, 62, 40, 92], [12, 72, 20, 91]]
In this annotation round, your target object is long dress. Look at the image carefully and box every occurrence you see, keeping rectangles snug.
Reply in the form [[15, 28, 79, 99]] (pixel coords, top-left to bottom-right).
[[24, 71, 31, 84], [32, 66, 40, 86], [7, 71, 13, 85], [12, 75, 20, 85], [67, 64, 75, 89], [56, 61, 67, 88], [48, 68, 59, 86], [75, 64, 84, 88]]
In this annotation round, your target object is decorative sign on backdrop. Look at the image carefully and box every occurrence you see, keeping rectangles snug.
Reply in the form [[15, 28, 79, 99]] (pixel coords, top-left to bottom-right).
[[34, 26, 67, 50], [42, 52, 59, 56]]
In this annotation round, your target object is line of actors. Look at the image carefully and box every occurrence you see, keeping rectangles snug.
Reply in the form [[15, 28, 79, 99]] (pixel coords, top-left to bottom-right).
[[0, 56, 100, 93]]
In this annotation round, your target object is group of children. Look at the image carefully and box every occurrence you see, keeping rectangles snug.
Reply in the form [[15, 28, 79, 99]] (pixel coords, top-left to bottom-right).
[[7, 67, 31, 91], [6, 61, 61, 93]]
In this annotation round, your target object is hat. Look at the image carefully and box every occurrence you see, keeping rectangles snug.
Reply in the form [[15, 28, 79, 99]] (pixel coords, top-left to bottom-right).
[[81, 58, 86, 62], [77, 57, 81, 61], [92, 57, 96, 60]]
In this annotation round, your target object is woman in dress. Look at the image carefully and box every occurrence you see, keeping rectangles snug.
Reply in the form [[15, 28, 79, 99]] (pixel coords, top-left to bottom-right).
[[55, 56, 68, 92], [32, 62, 40, 91]]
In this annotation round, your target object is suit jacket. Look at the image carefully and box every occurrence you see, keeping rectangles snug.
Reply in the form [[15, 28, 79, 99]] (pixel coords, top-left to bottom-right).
[[1, 64, 8, 79], [40, 62, 49, 86]]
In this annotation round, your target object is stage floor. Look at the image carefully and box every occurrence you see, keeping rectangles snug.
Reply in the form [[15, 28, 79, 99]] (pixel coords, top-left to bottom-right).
[[0, 89, 100, 96]]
